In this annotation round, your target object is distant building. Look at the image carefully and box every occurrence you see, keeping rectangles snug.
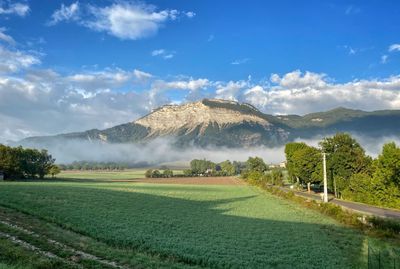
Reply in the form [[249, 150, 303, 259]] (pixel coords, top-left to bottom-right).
[[279, 162, 287, 168], [205, 169, 213, 175]]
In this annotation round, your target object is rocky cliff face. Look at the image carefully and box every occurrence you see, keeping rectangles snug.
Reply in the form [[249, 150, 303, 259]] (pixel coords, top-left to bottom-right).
[[136, 99, 271, 136]]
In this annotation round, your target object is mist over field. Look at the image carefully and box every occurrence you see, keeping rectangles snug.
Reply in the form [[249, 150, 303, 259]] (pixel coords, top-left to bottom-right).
[[21, 138, 285, 165], [19, 134, 400, 165]]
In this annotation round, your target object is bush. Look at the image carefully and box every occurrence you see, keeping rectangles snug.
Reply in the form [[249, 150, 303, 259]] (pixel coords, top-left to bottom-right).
[[151, 170, 161, 178], [145, 169, 153, 178], [163, 169, 173, 178], [247, 171, 264, 181]]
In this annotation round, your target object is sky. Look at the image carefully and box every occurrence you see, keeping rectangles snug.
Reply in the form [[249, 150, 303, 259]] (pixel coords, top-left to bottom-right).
[[1, 0, 400, 142]]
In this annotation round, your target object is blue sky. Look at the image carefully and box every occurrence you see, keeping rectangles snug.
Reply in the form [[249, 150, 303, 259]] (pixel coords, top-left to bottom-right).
[[1, 0, 400, 141], [6, 0, 400, 82]]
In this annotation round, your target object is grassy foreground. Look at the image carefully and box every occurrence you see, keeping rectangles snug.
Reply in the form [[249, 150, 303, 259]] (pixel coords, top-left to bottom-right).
[[0, 174, 397, 268]]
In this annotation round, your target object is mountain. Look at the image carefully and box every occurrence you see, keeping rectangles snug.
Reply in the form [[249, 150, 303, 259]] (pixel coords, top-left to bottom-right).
[[20, 99, 400, 148]]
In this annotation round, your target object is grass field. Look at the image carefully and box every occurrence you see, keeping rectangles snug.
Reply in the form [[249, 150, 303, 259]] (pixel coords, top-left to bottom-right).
[[58, 169, 183, 181], [0, 172, 397, 268]]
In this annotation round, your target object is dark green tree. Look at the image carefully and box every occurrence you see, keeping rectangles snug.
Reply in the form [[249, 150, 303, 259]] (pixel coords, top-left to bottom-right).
[[245, 157, 268, 173], [285, 142, 308, 183], [151, 170, 161, 178], [163, 169, 173, 178], [49, 165, 61, 178], [320, 133, 372, 194], [291, 145, 321, 192], [145, 169, 153, 178]]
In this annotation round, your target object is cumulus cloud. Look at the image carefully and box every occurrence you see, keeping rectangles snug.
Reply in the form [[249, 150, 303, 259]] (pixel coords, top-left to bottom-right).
[[0, 69, 153, 142], [239, 70, 400, 115], [48, 2, 80, 25], [215, 80, 247, 101], [48, 1, 195, 40], [0, 2, 29, 17]]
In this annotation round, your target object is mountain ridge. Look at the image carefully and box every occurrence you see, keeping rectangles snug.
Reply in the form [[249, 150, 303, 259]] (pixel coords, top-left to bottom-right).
[[20, 99, 400, 148]]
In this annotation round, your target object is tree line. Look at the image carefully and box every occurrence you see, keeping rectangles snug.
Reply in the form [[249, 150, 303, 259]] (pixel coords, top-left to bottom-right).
[[285, 133, 400, 209], [58, 161, 143, 171], [145, 158, 285, 186], [240, 157, 285, 186], [0, 144, 59, 179]]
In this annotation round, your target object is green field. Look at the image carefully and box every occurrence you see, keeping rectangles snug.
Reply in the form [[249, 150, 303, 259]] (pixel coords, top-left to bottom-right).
[[0, 173, 397, 268], [57, 169, 182, 181]]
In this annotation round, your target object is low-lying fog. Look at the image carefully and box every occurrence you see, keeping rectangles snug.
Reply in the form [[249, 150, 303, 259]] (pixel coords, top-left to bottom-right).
[[19, 134, 400, 165]]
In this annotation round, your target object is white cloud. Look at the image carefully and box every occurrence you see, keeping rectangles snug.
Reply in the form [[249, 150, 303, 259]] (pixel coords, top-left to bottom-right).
[[0, 28, 15, 45], [55, 1, 194, 40], [185, 11, 196, 18], [0, 2, 29, 17], [215, 80, 247, 101], [67, 68, 152, 90], [85, 2, 171, 39], [48, 2, 80, 25], [151, 49, 175, 59], [151, 49, 165, 56], [389, 44, 400, 52], [270, 70, 327, 89], [153, 78, 209, 91], [133, 69, 152, 81], [207, 34, 214, 42], [239, 70, 400, 115], [0, 45, 41, 73], [0, 69, 153, 142]]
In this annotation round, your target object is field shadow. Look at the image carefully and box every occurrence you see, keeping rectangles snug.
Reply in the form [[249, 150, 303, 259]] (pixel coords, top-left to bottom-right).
[[0, 183, 368, 269]]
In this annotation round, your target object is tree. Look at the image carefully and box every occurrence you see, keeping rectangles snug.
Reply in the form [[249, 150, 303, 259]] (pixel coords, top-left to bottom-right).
[[183, 169, 193, 177], [0, 145, 55, 179], [163, 169, 173, 178], [291, 145, 321, 192], [320, 133, 372, 194], [219, 160, 236, 176], [245, 157, 268, 173], [190, 159, 216, 175], [145, 169, 153, 178], [49, 165, 61, 178], [285, 142, 307, 183], [151, 170, 161, 178], [373, 142, 400, 187]]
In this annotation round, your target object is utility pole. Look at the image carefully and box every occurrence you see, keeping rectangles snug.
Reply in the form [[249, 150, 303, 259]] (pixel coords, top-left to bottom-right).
[[323, 152, 328, 202]]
